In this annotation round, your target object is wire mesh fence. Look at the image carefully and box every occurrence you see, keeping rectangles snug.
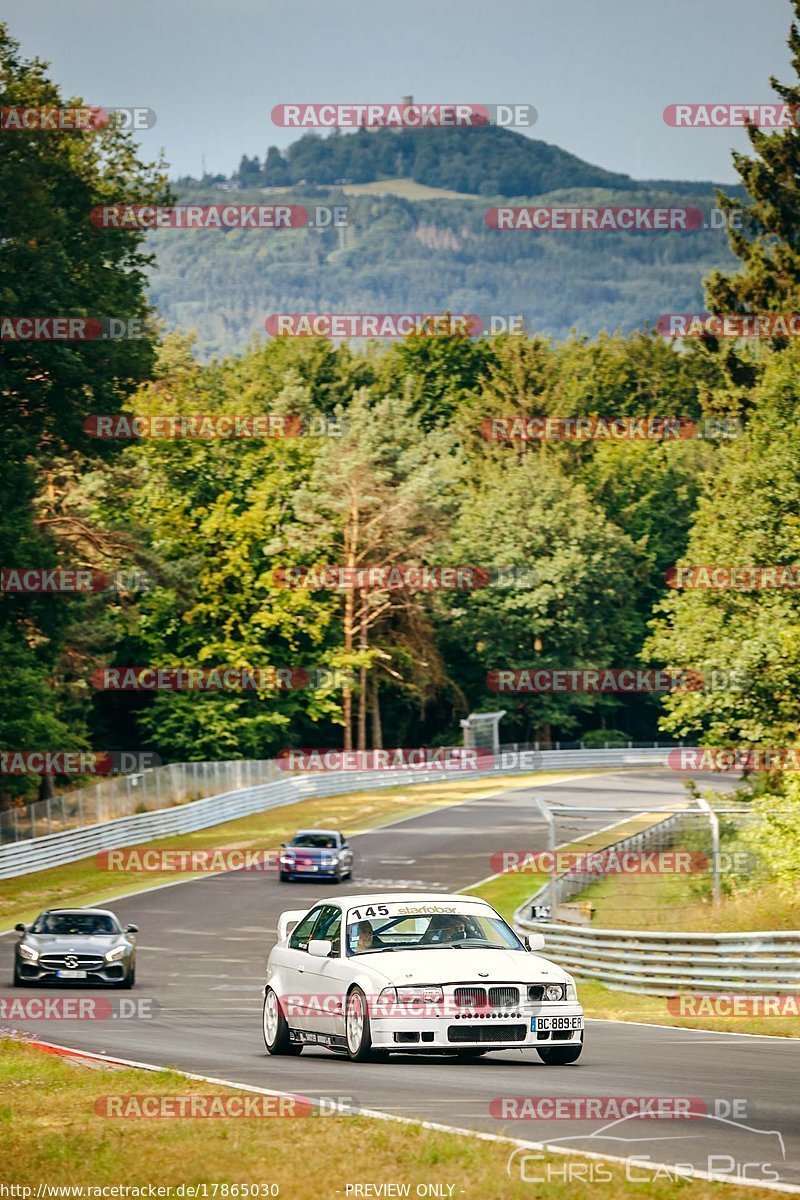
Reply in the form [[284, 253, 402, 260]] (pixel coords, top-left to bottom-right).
[[519, 801, 761, 931], [0, 759, 282, 844], [0, 738, 685, 845]]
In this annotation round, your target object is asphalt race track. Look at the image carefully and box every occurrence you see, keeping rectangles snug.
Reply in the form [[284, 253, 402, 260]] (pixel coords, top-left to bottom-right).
[[2, 770, 798, 1189]]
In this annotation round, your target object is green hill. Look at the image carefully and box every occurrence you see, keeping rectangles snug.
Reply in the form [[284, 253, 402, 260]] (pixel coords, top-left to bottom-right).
[[225, 125, 739, 199], [152, 127, 745, 359]]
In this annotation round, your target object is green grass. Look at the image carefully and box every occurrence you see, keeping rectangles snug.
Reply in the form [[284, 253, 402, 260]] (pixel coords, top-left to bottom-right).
[[576, 858, 800, 933], [577, 979, 799, 1038]]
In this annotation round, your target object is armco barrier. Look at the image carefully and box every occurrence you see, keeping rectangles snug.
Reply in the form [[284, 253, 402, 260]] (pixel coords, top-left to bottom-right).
[[513, 919, 800, 995], [0, 747, 676, 879]]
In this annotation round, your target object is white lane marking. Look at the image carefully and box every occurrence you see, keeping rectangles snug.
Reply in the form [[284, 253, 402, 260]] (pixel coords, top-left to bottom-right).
[[587, 1018, 800, 1042], [165, 972, 235, 979], [211, 984, 264, 991], [354, 877, 448, 889], [20, 1038, 800, 1196]]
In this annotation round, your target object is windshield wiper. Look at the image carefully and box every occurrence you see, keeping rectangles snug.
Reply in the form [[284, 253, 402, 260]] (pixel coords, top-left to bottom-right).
[[449, 941, 513, 949]]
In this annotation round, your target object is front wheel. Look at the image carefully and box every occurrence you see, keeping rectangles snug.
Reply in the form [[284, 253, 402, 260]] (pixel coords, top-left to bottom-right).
[[118, 964, 135, 989], [345, 986, 376, 1062], [263, 988, 302, 1056], [536, 1035, 583, 1065], [12, 959, 24, 987]]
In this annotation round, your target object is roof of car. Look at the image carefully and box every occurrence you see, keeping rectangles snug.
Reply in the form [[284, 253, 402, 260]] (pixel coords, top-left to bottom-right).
[[313, 892, 491, 908], [294, 829, 339, 836], [44, 908, 118, 917]]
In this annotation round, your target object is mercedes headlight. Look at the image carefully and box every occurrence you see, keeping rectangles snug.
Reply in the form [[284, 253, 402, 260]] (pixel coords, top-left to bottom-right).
[[544, 983, 566, 1002], [19, 944, 39, 963], [105, 945, 128, 962]]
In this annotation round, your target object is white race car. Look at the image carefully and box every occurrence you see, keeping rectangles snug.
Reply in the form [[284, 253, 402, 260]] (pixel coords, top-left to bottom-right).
[[262, 892, 584, 1063]]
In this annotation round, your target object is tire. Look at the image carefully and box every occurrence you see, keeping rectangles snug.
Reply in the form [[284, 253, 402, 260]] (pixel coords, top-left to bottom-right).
[[345, 986, 376, 1062], [279, 873, 290, 882], [118, 964, 135, 989], [263, 987, 302, 1056], [537, 1035, 583, 1065], [12, 959, 23, 987]]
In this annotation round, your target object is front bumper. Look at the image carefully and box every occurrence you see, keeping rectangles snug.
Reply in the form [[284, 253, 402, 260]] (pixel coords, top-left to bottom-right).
[[280, 862, 340, 877], [370, 1004, 584, 1050], [16, 959, 130, 985]]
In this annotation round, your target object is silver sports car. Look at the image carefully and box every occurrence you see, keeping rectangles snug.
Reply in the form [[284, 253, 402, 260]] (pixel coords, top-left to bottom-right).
[[13, 907, 138, 988]]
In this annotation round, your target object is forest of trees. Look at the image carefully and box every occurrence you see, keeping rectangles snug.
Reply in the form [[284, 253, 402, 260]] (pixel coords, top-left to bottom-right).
[[148, 181, 743, 360], [4, 5, 800, 806]]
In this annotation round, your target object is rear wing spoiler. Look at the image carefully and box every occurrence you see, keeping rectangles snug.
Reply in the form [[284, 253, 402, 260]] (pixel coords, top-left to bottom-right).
[[277, 909, 310, 942]]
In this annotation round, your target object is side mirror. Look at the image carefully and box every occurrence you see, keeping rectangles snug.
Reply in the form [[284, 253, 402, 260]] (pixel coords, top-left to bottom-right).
[[14, 923, 26, 933], [524, 933, 545, 952], [280, 842, 286, 848], [308, 939, 333, 958], [125, 924, 139, 934]]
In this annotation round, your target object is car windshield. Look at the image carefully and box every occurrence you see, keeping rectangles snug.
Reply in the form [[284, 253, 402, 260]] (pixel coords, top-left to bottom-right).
[[291, 834, 337, 848], [31, 912, 119, 936], [346, 902, 524, 956]]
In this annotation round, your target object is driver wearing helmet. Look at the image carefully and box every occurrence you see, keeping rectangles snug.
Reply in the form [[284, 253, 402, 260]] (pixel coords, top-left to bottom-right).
[[424, 914, 468, 944]]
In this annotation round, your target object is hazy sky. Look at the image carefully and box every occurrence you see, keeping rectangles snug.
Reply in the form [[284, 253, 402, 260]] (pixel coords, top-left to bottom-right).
[[4, 0, 794, 182]]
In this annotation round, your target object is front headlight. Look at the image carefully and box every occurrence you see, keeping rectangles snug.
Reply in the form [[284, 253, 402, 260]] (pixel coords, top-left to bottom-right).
[[393, 985, 444, 1005], [279, 853, 294, 863], [544, 983, 566, 1002], [19, 944, 39, 963], [105, 945, 128, 962]]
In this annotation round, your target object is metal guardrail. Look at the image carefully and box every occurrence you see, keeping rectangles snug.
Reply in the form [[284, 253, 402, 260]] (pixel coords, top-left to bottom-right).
[[514, 920, 800, 995], [513, 813, 800, 995], [0, 740, 681, 845], [0, 747, 676, 879]]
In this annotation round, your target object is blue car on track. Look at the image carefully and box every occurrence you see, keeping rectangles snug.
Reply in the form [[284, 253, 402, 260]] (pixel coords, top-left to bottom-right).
[[279, 829, 354, 883]]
